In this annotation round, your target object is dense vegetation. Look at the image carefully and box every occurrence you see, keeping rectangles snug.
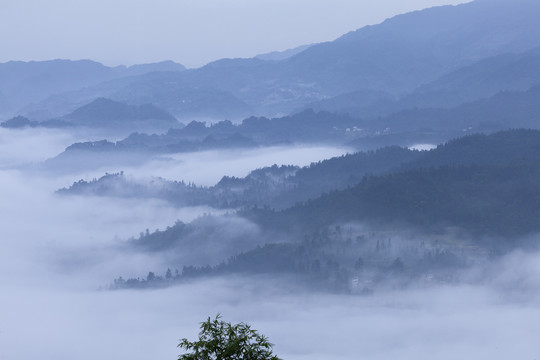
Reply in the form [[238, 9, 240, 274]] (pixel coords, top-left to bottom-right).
[[178, 315, 281, 360], [260, 164, 540, 237], [251, 130, 540, 237], [108, 129, 540, 292], [59, 146, 420, 209]]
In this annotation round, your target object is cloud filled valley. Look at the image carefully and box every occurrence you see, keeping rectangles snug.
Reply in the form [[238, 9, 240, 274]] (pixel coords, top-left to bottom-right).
[[2, 124, 540, 360], [4, 1, 540, 358]]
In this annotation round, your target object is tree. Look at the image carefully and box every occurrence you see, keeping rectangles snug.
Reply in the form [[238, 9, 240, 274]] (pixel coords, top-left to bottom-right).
[[178, 315, 281, 360]]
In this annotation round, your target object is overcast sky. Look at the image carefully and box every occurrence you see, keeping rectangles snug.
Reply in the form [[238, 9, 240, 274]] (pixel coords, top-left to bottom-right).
[[0, 0, 469, 68]]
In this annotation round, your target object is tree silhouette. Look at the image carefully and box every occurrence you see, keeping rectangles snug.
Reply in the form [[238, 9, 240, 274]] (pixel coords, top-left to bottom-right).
[[178, 315, 281, 360]]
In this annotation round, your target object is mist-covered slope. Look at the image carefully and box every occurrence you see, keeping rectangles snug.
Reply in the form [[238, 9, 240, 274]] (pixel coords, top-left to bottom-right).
[[60, 129, 540, 240], [371, 84, 540, 134], [46, 110, 361, 171], [58, 146, 421, 209], [117, 129, 540, 290], [59, 97, 179, 131], [249, 129, 540, 238]]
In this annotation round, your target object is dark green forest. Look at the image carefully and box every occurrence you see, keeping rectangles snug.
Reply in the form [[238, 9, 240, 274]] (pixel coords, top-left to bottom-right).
[[109, 129, 540, 292]]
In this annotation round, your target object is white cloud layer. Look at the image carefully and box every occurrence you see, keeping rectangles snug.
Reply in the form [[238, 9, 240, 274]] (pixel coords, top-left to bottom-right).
[[1, 127, 539, 360], [2, 274, 540, 360]]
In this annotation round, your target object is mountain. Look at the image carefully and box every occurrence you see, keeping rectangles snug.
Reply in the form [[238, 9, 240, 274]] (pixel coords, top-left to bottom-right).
[[255, 44, 313, 61], [402, 47, 540, 109], [11, 0, 540, 121], [59, 97, 179, 132], [250, 129, 540, 238], [283, 0, 540, 94], [46, 110, 366, 171], [58, 146, 421, 209], [299, 47, 540, 119], [0, 115, 72, 129], [0, 59, 186, 120], [375, 85, 540, 133], [175, 0, 540, 115], [50, 80, 540, 170], [19, 71, 254, 122], [298, 89, 394, 118], [338, 83, 540, 150], [121, 60, 186, 76], [0, 59, 118, 118], [106, 73, 254, 121], [64, 129, 540, 212], [0, 116, 38, 129], [112, 129, 540, 290]]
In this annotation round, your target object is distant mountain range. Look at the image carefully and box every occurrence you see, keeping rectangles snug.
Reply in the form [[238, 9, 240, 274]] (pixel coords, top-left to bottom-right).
[[42, 109, 362, 171], [166, 0, 540, 115], [304, 46, 540, 119], [29, 78, 540, 172], [60, 97, 179, 131], [0, 60, 186, 119], [255, 44, 313, 61], [4, 0, 540, 126], [2, 98, 180, 135], [365, 85, 540, 135]]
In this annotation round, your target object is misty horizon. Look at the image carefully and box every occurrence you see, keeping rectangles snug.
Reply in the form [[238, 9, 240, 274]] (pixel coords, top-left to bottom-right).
[[2, 0, 540, 359], [0, 0, 469, 68]]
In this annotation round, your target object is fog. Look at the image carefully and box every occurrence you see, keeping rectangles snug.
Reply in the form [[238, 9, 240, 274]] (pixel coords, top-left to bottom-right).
[[0, 128, 76, 167], [124, 145, 351, 186], [2, 273, 540, 360], [1, 127, 540, 360], [408, 143, 437, 151], [0, 130, 349, 283]]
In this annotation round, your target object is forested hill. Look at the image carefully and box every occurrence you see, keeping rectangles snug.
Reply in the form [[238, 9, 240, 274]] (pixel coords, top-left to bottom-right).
[[60, 129, 540, 218], [111, 129, 540, 290], [370, 85, 540, 134], [59, 146, 421, 209], [246, 129, 540, 238], [50, 110, 366, 170]]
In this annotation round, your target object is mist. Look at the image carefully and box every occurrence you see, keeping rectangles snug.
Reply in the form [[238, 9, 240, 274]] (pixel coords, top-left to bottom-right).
[[3, 0, 540, 356], [1, 126, 539, 360], [0, 127, 343, 290], [121, 145, 351, 186], [2, 270, 540, 360]]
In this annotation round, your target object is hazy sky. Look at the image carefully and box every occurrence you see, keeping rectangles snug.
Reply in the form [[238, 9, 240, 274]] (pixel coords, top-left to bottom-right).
[[0, 0, 469, 68]]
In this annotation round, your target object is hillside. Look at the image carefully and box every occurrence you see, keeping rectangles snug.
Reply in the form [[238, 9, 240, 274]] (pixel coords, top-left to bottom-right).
[[251, 129, 540, 238], [0, 59, 186, 120], [177, 0, 540, 114], [58, 146, 421, 209], [378, 85, 540, 133], [302, 47, 540, 119], [106, 128, 540, 291], [58, 97, 179, 132]]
